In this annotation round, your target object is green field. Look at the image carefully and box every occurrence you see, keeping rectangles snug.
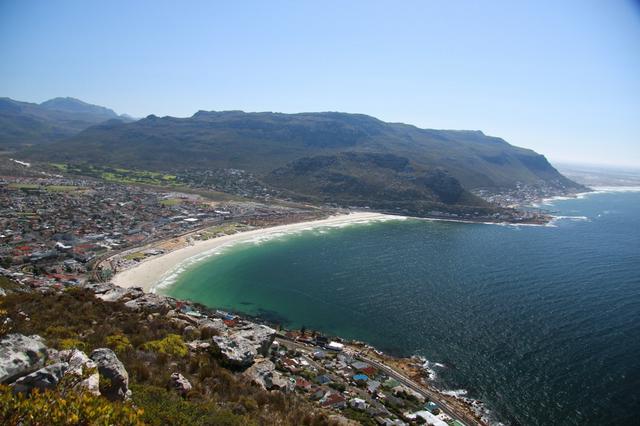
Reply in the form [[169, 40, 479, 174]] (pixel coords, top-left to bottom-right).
[[46, 185, 82, 192], [124, 252, 146, 261], [50, 163, 178, 186], [7, 183, 40, 190], [159, 198, 183, 206]]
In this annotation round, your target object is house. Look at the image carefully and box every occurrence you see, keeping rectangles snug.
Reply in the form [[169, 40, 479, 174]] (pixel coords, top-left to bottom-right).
[[367, 379, 381, 394], [315, 374, 333, 385], [295, 377, 312, 392], [326, 341, 344, 351], [320, 392, 347, 409], [352, 361, 370, 371], [411, 411, 448, 426], [360, 366, 378, 377], [353, 373, 369, 382], [55, 242, 72, 251], [425, 401, 439, 413], [310, 386, 326, 400], [350, 397, 368, 410], [281, 358, 300, 372]]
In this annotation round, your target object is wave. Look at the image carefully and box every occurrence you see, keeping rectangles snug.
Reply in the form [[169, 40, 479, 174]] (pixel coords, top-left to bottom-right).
[[539, 186, 640, 207], [415, 355, 506, 426]]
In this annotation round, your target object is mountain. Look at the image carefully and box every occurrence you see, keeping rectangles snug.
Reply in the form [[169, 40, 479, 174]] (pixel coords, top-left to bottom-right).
[[40, 97, 120, 121], [0, 97, 133, 149], [20, 110, 584, 212], [267, 152, 483, 208]]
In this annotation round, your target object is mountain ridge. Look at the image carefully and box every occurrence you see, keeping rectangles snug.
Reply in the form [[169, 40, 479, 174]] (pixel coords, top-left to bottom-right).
[[0, 97, 133, 149], [13, 104, 585, 214]]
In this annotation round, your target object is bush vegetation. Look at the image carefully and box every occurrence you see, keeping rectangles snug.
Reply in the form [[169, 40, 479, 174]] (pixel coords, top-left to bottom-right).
[[0, 385, 143, 425], [0, 286, 341, 425]]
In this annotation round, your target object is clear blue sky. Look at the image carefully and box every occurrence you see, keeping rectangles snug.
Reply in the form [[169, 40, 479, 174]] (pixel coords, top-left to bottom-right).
[[1, 0, 639, 167]]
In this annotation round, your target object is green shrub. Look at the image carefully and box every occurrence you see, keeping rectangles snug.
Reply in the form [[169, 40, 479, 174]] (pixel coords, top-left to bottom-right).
[[58, 338, 87, 351], [45, 325, 76, 339], [131, 384, 253, 426], [106, 334, 133, 353], [0, 384, 143, 425], [142, 334, 188, 357]]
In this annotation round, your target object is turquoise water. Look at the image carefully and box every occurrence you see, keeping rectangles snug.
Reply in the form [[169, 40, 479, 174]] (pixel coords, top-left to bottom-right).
[[163, 191, 640, 425]]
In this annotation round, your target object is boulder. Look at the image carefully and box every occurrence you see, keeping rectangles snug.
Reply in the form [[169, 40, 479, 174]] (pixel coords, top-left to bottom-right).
[[90, 348, 130, 401], [124, 293, 172, 311], [212, 335, 256, 368], [197, 317, 227, 336], [170, 372, 192, 396], [49, 349, 100, 395], [182, 325, 199, 340], [231, 323, 276, 357], [12, 362, 68, 393], [169, 317, 191, 329], [82, 282, 118, 294], [95, 286, 144, 303], [212, 323, 275, 369], [186, 340, 211, 351], [0, 334, 48, 383], [244, 358, 290, 391]]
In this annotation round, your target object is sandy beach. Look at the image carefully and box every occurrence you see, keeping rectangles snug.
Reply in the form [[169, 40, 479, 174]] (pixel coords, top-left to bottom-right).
[[111, 212, 402, 292]]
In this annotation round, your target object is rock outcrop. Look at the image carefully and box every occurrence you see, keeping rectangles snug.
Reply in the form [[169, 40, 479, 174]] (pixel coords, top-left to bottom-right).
[[212, 323, 275, 369], [124, 293, 173, 311], [96, 286, 144, 303], [197, 317, 227, 336], [244, 358, 290, 391], [53, 349, 100, 395], [90, 348, 130, 401], [0, 334, 48, 383], [12, 362, 68, 393], [170, 372, 192, 396]]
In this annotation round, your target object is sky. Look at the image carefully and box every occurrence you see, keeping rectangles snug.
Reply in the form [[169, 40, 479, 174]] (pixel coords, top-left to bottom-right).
[[1, 0, 639, 167]]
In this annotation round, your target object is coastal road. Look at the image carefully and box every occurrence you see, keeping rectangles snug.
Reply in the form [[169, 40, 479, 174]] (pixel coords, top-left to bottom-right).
[[275, 336, 481, 426], [355, 353, 481, 426]]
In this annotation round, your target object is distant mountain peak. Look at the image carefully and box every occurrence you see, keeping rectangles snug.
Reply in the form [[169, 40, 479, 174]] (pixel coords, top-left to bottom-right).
[[0, 96, 135, 148], [40, 97, 118, 118]]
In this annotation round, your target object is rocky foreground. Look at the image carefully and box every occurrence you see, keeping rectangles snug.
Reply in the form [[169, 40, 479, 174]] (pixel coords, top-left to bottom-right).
[[0, 275, 354, 425], [1, 271, 486, 426]]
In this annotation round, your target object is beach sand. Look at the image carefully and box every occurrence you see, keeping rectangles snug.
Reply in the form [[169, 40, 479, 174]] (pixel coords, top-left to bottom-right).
[[111, 212, 401, 292]]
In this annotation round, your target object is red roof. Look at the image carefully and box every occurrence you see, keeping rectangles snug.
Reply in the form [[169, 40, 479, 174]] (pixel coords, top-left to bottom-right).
[[295, 377, 312, 390], [360, 366, 377, 377], [320, 392, 346, 408], [48, 273, 77, 281]]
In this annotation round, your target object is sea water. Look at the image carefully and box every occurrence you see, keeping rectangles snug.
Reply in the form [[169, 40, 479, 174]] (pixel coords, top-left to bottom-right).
[[163, 190, 640, 425]]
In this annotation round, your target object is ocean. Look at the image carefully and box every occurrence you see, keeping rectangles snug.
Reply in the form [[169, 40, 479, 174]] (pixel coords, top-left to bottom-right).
[[161, 189, 640, 425]]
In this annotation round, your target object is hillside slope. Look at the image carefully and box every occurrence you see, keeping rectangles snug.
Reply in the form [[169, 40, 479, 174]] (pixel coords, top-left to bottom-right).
[[21, 110, 584, 211]]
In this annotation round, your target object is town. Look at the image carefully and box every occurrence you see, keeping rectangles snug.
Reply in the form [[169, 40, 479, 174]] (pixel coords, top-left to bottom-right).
[[0, 167, 324, 288]]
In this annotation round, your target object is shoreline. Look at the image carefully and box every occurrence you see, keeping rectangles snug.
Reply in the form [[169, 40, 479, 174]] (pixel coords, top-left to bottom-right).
[[109, 207, 559, 294], [109, 187, 608, 294], [111, 212, 404, 292]]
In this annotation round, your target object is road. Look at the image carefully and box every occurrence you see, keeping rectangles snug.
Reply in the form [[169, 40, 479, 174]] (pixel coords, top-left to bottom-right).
[[275, 336, 483, 426]]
